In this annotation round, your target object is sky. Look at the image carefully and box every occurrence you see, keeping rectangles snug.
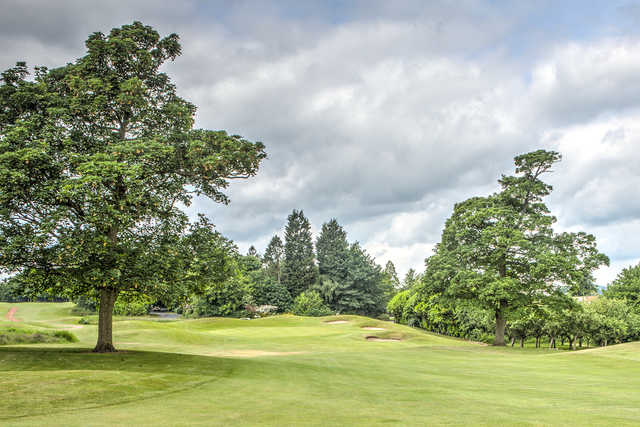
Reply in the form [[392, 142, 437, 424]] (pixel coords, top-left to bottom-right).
[[2, 0, 640, 285]]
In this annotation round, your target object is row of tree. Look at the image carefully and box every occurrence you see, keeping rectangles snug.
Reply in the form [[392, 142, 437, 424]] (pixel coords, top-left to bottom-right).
[[184, 211, 395, 318], [389, 285, 640, 348], [388, 149, 640, 348]]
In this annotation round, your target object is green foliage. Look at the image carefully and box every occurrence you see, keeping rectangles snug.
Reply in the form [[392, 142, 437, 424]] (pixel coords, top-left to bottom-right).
[[113, 294, 152, 316], [605, 262, 640, 309], [377, 313, 391, 321], [0, 22, 266, 350], [387, 290, 412, 323], [583, 298, 638, 345], [316, 219, 349, 282], [239, 253, 262, 273], [282, 210, 317, 297], [428, 150, 608, 345], [73, 294, 97, 313], [402, 269, 421, 291], [248, 280, 292, 313], [334, 243, 392, 316], [184, 275, 249, 318], [383, 260, 400, 289], [262, 235, 284, 284], [313, 219, 392, 316], [0, 326, 78, 345], [0, 278, 24, 302], [291, 291, 332, 317]]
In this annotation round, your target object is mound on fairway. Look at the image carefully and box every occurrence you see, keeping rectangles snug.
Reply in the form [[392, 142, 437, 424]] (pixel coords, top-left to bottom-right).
[[2, 302, 640, 426]]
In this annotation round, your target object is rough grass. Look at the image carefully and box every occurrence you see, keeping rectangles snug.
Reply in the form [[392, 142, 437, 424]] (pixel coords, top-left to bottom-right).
[[1, 302, 640, 426], [0, 326, 77, 345]]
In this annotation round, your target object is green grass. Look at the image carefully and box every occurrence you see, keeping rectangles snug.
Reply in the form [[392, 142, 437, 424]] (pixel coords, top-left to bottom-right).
[[2, 302, 640, 426], [0, 326, 77, 345]]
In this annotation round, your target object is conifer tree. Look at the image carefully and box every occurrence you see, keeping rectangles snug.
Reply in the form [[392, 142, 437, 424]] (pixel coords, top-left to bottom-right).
[[383, 260, 400, 288], [263, 235, 284, 284], [316, 219, 349, 282], [282, 210, 317, 297]]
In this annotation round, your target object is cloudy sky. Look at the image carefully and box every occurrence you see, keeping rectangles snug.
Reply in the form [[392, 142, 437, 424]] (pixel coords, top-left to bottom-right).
[[3, 0, 640, 284]]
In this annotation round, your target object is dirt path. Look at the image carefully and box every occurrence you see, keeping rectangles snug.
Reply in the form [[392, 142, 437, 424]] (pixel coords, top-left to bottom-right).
[[4, 307, 19, 322]]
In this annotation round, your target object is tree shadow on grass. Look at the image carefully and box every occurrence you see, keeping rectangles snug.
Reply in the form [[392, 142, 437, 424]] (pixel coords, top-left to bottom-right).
[[0, 346, 251, 420], [0, 346, 241, 376]]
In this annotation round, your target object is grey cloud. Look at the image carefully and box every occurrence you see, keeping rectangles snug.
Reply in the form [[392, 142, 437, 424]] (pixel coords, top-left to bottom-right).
[[3, 1, 640, 281]]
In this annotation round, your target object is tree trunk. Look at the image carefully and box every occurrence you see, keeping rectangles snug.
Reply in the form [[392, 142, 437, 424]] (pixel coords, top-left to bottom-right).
[[549, 336, 555, 349], [493, 302, 507, 346], [535, 336, 540, 348], [94, 287, 118, 353], [520, 337, 524, 348], [571, 336, 577, 351], [604, 338, 608, 347], [510, 337, 515, 347]]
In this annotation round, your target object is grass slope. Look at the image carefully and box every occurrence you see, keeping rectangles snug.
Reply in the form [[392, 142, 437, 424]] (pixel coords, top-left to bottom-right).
[[1, 302, 640, 426]]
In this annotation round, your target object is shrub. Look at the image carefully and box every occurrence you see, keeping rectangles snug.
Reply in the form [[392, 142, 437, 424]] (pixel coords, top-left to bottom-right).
[[248, 281, 292, 313], [184, 276, 249, 318], [291, 291, 332, 317], [53, 330, 79, 342], [377, 313, 390, 321], [387, 290, 411, 323], [114, 295, 152, 316]]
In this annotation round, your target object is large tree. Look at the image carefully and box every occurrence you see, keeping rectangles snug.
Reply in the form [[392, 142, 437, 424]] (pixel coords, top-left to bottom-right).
[[262, 235, 284, 284], [605, 262, 640, 309], [316, 218, 349, 282], [431, 150, 608, 345], [0, 22, 266, 352], [282, 209, 317, 297], [383, 260, 400, 289]]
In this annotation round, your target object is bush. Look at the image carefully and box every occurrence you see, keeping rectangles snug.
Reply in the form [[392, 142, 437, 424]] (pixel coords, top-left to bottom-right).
[[387, 290, 412, 323], [291, 291, 332, 317], [377, 313, 391, 321], [248, 281, 292, 313], [184, 276, 249, 318], [73, 293, 151, 316], [114, 295, 152, 316]]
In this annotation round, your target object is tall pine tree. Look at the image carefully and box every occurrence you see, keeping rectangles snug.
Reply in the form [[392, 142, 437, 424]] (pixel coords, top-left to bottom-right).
[[316, 219, 349, 282], [383, 260, 400, 289], [282, 210, 317, 297], [263, 235, 284, 284]]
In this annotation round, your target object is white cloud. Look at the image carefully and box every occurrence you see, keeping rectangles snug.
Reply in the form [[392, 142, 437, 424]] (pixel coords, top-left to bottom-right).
[[2, 2, 639, 283]]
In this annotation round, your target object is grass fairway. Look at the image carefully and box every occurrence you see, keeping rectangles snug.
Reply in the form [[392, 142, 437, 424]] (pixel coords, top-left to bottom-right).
[[2, 303, 640, 426]]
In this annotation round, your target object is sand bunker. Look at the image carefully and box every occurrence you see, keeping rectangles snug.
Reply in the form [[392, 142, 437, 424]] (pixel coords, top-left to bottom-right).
[[362, 327, 385, 331], [325, 320, 349, 324], [366, 336, 401, 342]]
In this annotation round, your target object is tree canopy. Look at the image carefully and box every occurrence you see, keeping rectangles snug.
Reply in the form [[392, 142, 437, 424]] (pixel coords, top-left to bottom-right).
[[0, 22, 266, 352], [282, 209, 317, 297], [427, 150, 608, 345], [263, 235, 284, 284], [605, 262, 640, 309]]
